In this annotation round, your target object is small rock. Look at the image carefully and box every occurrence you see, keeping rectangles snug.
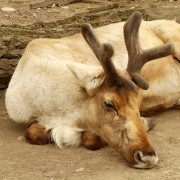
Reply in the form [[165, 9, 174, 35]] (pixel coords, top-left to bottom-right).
[[169, 0, 174, 2], [22, 15, 28, 18], [33, 12, 37, 19], [17, 136, 25, 141], [129, 6, 135, 10], [163, 170, 170, 174], [75, 168, 84, 172], [2, 36, 12, 42], [1, 7, 16, 12], [61, 6, 69, 10]]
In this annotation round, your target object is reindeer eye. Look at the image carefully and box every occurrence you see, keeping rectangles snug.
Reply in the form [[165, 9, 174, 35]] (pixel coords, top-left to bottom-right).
[[104, 100, 115, 110]]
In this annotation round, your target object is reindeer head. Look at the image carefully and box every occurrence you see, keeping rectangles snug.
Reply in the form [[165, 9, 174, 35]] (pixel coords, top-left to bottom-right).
[[70, 12, 174, 169]]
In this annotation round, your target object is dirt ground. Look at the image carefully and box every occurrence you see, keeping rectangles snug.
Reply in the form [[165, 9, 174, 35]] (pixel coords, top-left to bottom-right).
[[0, 0, 180, 180]]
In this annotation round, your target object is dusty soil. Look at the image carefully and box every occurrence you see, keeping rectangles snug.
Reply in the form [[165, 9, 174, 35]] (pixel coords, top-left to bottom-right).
[[0, 0, 180, 179]]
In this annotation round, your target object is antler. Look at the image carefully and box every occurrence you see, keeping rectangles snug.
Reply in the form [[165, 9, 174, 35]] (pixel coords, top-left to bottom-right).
[[81, 23, 136, 90], [124, 11, 175, 90]]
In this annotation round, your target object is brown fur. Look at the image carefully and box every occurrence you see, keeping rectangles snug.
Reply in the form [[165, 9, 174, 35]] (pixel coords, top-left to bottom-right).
[[81, 131, 107, 150], [140, 104, 167, 117], [82, 87, 156, 164], [173, 104, 180, 110], [25, 121, 51, 145]]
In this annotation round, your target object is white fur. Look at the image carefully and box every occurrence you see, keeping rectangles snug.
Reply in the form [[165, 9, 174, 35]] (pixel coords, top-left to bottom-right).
[[67, 63, 104, 95], [51, 125, 82, 148]]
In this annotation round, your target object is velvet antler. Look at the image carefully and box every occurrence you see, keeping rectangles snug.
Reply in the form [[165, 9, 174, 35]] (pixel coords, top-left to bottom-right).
[[81, 23, 136, 90], [124, 11, 175, 90]]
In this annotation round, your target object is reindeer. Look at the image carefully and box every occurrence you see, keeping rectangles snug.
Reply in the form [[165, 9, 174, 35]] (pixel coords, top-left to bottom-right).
[[5, 12, 180, 169]]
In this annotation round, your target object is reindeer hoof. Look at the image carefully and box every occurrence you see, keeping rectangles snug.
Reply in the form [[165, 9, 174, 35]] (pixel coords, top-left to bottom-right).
[[25, 121, 51, 145], [142, 117, 156, 132]]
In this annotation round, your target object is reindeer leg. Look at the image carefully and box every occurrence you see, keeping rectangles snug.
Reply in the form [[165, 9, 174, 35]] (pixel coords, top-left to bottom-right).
[[141, 117, 156, 132], [81, 131, 107, 150], [25, 120, 52, 145]]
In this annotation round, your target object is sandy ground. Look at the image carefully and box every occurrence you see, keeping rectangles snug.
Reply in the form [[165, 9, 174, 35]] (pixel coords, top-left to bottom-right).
[[0, 90, 180, 180]]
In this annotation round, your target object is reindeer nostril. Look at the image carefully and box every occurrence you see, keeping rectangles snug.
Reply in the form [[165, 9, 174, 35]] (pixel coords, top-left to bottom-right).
[[133, 150, 158, 169], [134, 151, 144, 163]]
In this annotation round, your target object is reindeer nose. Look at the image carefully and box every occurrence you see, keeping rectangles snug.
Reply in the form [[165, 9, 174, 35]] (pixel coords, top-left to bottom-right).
[[133, 150, 158, 169]]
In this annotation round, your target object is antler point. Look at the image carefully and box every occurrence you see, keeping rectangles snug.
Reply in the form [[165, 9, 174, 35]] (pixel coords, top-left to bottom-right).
[[81, 23, 92, 33]]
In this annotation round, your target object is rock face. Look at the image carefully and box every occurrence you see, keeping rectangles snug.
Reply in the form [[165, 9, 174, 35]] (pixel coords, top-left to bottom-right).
[[0, 36, 26, 89], [0, 0, 180, 89]]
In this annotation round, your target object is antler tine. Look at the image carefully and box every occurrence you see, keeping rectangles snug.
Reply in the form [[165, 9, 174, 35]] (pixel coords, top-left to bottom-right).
[[81, 23, 136, 89], [81, 23, 113, 67], [124, 11, 175, 90]]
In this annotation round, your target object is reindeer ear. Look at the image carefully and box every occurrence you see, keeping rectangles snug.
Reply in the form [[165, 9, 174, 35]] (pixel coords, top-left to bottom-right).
[[67, 63, 105, 96]]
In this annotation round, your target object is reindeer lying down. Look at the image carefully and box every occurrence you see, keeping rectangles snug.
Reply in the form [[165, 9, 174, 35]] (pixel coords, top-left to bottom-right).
[[5, 12, 180, 169]]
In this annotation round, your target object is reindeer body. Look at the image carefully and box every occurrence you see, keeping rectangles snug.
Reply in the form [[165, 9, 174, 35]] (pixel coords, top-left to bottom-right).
[[5, 13, 180, 169]]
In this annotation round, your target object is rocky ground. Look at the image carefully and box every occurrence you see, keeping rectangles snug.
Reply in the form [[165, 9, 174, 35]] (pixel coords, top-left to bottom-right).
[[0, 0, 180, 179]]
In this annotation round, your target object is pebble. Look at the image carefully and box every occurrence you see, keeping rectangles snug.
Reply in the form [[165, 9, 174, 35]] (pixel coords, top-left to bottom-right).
[[17, 136, 25, 141], [33, 12, 37, 19], [2, 36, 12, 42], [75, 167, 84, 172], [61, 6, 69, 10], [129, 6, 135, 10], [1, 7, 16, 12]]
